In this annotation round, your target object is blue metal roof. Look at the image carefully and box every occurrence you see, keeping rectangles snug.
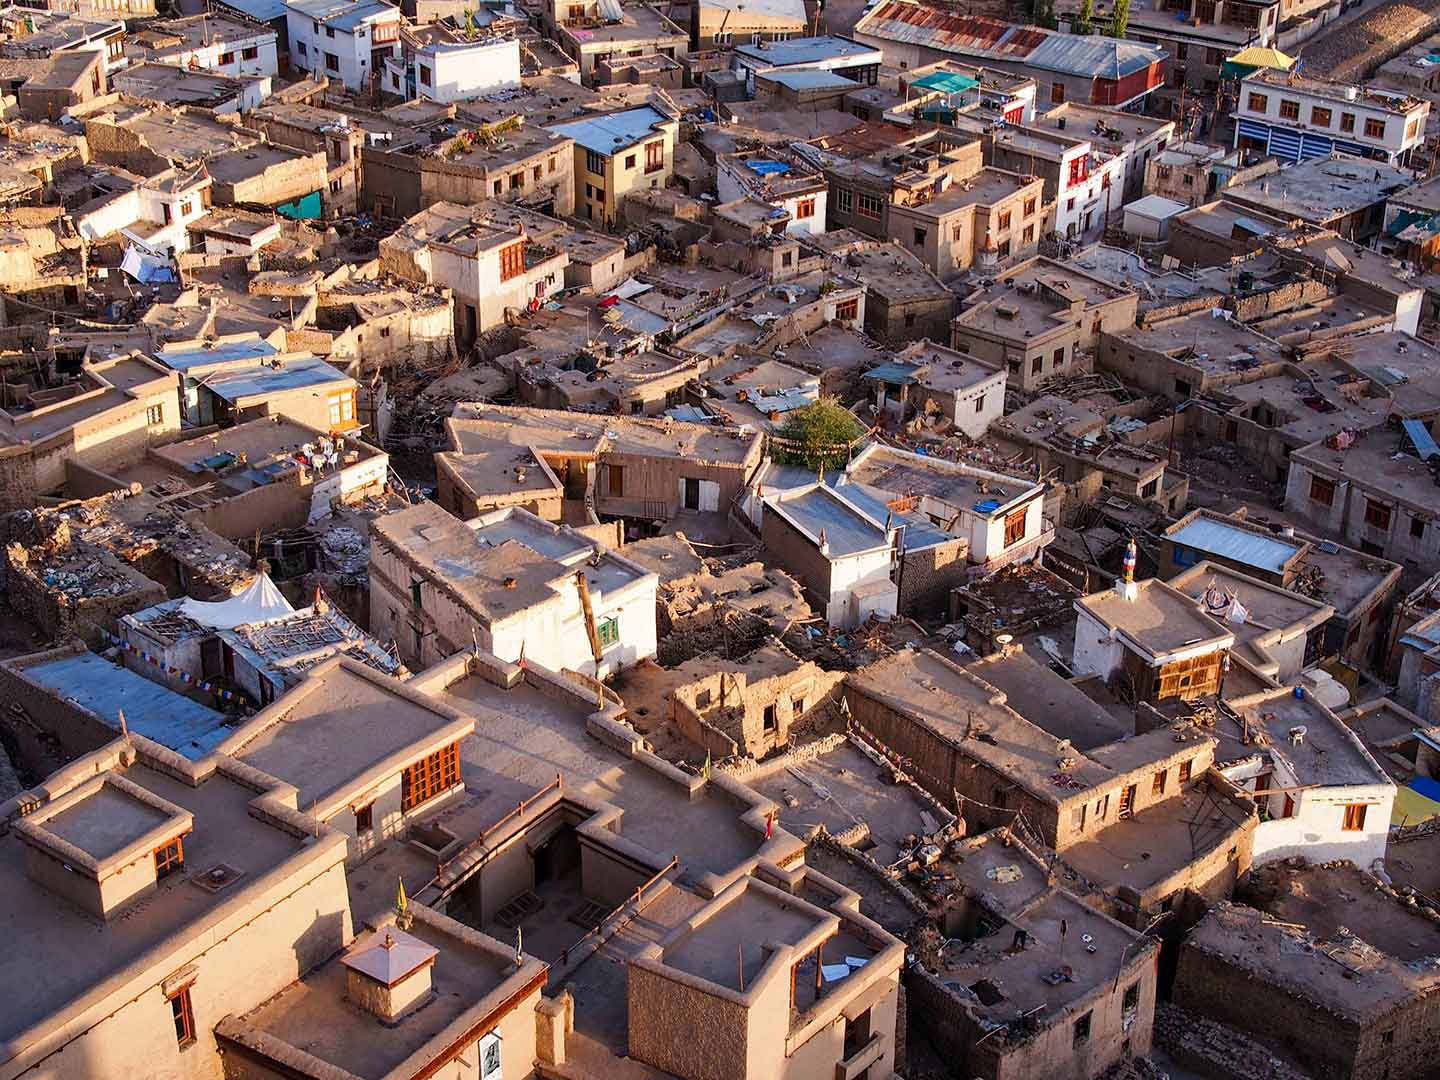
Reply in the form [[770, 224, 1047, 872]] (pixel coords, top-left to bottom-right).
[[286, 0, 397, 27], [546, 106, 670, 155], [203, 355, 351, 402], [218, 0, 289, 21], [1168, 517, 1303, 574], [158, 338, 280, 372], [24, 652, 230, 759]]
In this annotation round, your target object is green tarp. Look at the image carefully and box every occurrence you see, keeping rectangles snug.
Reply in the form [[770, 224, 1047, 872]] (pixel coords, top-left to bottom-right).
[[913, 71, 979, 94]]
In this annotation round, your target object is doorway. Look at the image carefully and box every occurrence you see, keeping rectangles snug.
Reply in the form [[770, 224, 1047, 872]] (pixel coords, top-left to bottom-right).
[[683, 477, 701, 510]]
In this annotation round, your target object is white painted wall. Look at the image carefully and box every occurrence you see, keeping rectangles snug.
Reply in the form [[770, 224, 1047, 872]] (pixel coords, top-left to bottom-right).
[[414, 37, 521, 103], [826, 548, 896, 629], [150, 32, 279, 78], [1072, 604, 1123, 680], [287, 9, 399, 91], [1251, 783, 1393, 867]]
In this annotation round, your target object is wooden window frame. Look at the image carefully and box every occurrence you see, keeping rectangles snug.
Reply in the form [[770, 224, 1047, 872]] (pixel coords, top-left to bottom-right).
[[856, 192, 883, 220], [168, 984, 196, 1049], [401, 742, 461, 812], [355, 802, 374, 835], [597, 615, 620, 649], [499, 241, 526, 283], [154, 835, 185, 879], [1004, 507, 1027, 547], [1309, 474, 1335, 506], [1310, 106, 1332, 127], [1364, 117, 1386, 139], [795, 197, 815, 219], [643, 139, 665, 175], [1340, 112, 1355, 132], [608, 464, 624, 496], [1342, 803, 1367, 831], [1278, 98, 1299, 120], [1364, 499, 1392, 531], [1178, 758, 1193, 784], [834, 297, 859, 322]]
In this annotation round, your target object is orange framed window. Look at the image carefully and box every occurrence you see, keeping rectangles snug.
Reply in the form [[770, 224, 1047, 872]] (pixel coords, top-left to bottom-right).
[[402, 742, 461, 811], [154, 835, 185, 879]]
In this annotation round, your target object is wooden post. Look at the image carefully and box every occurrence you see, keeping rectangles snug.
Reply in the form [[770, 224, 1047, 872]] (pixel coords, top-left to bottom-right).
[[575, 570, 603, 664], [737, 943, 745, 992]]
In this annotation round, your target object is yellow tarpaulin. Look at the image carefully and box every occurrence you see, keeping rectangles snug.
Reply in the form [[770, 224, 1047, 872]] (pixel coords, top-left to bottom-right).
[[1226, 46, 1296, 71], [1392, 784, 1440, 826]]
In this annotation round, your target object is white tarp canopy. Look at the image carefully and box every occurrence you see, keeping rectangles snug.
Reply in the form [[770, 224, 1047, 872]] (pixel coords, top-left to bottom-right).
[[178, 572, 295, 630]]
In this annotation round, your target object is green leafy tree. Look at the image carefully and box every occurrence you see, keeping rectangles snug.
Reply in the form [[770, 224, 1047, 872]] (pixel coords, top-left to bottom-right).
[[1075, 0, 1094, 34], [774, 399, 864, 474], [1030, 0, 1059, 28], [1108, 0, 1130, 38]]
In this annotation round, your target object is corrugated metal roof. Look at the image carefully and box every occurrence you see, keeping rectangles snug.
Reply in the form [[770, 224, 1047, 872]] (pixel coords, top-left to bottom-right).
[[205, 355, 352, 402], [158, 338, 280, 371], [856, 3, 1164, 80], [1124, 194, 1187, 220], [1404, 418, 1439, 461], [734, 34, 880, 67], [546, 106, 670, 155], [1168, 518, 1303, 574]]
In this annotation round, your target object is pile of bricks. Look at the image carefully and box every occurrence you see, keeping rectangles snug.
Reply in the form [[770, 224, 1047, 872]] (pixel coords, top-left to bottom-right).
[[1153, 1002, 1311, 1080]]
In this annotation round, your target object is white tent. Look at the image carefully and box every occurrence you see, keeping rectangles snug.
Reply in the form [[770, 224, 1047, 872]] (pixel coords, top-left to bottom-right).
[[178, 572, 295, 630]]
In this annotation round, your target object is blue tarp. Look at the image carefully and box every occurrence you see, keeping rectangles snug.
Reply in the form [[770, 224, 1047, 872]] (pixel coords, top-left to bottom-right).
[[746, 159, 791, 176], [24, 653, 230, 759], [1410, 775, 1440, 803], [1404, 418, 1439, 461]]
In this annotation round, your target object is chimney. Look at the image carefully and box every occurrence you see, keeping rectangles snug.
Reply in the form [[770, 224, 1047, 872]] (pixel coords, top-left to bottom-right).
[[1114, 538, 1139, 601], [342, 927, 438, 1022], [818, 527, 830, 557]]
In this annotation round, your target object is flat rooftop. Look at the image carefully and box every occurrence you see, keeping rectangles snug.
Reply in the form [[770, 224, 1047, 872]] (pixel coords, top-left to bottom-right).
[[238, 916, 521, 1077], [1077, 579, 1233, 659], [965, 647, 1130, 751], [748, 739, 947, 865], [936, 878, 1145, 1021], [0, 759, 314, 1045], [1185, 901, 1440, 1022], [225, 660, 472, 810], [15, 650, 231, 759], [1168, 512, 1301, 575], [1221, 690, 1386, 787], [429, 669, 769, 884], [155, 414, 382, 473], [1291, 430, 1439, 513], [1169, 561, 1331, 671], [1062, 781, 1252, 895], [848, 649, 1132, 798], [448, 404, 762, 465], [845, 443, 1039, 511], [1224, 155, 1412, 225]]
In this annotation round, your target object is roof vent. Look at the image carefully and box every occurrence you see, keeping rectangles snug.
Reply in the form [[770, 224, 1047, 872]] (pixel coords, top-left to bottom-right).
[[342, 927, 438, 1022], [191, 863, 246, 892]]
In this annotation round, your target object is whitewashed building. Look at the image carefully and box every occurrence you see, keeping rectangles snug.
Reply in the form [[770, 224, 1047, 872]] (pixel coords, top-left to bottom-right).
[[370, 500, 658, 676], [1234, 69, 1430, 166], [1221, 685, 1395, 869], [285, 0, 400, 92], [384, 25, 520, 103]]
